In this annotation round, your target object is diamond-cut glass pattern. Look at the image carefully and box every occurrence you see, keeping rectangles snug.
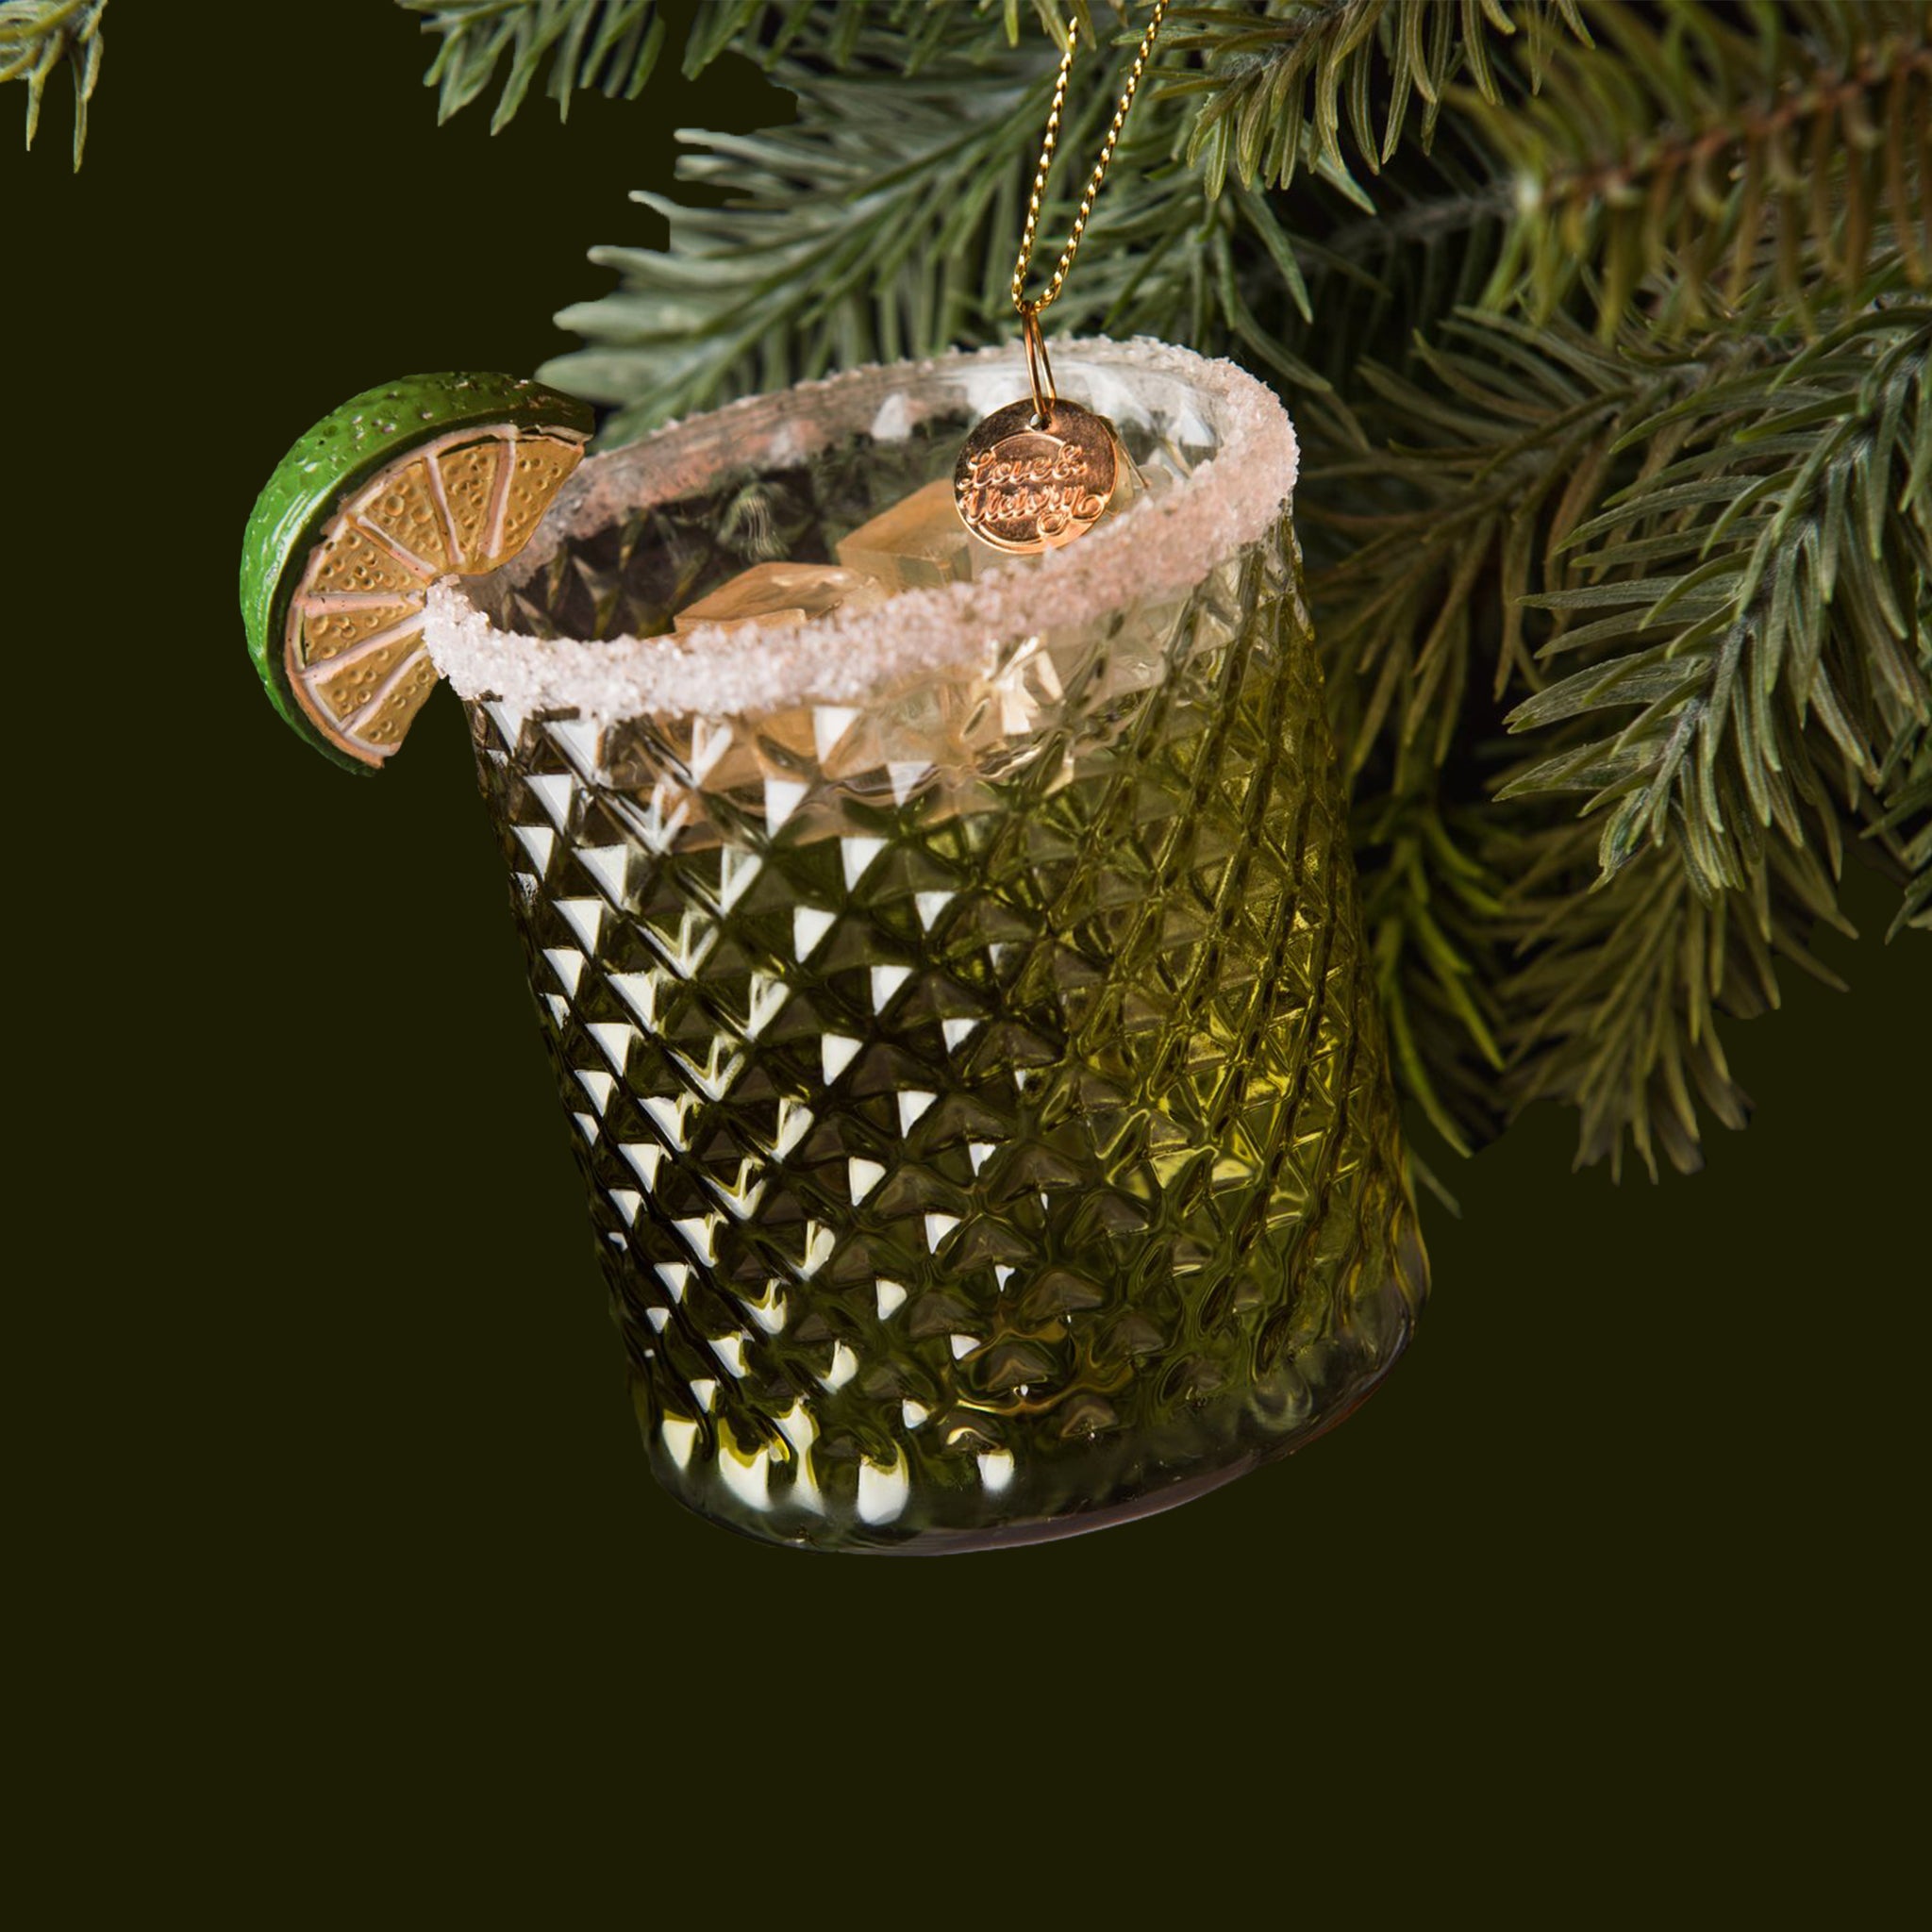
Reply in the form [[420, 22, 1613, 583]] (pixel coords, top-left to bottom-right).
[[463, 374, 1426, 1552]]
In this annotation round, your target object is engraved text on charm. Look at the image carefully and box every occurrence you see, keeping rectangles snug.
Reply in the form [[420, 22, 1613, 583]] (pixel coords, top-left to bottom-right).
[[954, 398, 1119, 555]]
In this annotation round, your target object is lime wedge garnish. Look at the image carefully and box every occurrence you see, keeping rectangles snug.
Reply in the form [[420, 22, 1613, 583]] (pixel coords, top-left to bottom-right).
[[240, 373, 593, 772]]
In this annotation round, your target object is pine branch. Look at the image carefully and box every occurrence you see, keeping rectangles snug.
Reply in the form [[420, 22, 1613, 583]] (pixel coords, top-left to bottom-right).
[[1471, 0, 1932, 335], [1299, 318, 1650, 1154], [1277, 150, 1513, 383], [400, 0, 666, 131], [0, 0, 106, 167], [1502, 294, 1932, 899], [1307, 288, 1928, 1172], [1498, 816, 1853, 1179], [1165, 0, 1590, 199], [1306, 318, 1644, 771]]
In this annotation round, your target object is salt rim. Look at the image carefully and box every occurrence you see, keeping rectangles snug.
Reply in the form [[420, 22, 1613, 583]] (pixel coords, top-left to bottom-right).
[[425, 337, 1298, 724]]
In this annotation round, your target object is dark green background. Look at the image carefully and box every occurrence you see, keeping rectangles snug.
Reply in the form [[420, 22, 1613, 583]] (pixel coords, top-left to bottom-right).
[[12, 1, 1924, 1909]]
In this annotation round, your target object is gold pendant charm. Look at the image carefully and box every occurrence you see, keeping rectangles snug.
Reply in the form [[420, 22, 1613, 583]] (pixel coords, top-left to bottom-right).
[[955, 309, 1120, 556], [955, 397, 1119, 556]]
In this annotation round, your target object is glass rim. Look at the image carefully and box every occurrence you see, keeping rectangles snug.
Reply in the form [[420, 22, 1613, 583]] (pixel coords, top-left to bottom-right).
[[425, 336, 1298, 726]]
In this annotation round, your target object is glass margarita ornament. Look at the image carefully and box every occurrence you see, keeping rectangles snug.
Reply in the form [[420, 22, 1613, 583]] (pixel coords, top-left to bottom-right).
[[242, 340, 1428, 1550]]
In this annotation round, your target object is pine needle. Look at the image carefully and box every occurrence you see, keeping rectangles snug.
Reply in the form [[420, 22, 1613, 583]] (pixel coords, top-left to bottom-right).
[[0, 0, 106, 167], [401, 0, 666, 131]]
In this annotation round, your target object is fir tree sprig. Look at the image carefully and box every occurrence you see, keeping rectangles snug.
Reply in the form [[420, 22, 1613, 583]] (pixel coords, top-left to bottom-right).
[[1499, 813, 1848, 1178], [1165, 0, 1589, 197], [402, 0, 666, 131], [1470, 2, 1932, 332], [1505, 295, 1931, 902], [0, 0, 106, 167]]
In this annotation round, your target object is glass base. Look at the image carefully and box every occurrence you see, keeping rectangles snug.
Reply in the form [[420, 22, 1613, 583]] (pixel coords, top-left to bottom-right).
[[636, 1208, 1424, 1554]]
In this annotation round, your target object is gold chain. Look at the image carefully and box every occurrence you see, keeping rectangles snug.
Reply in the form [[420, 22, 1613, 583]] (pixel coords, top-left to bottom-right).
[[1010, 1, 1170, 320]]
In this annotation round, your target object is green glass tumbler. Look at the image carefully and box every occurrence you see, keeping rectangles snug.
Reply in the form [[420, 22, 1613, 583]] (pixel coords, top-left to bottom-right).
[[425, 340, 1427, 1551]]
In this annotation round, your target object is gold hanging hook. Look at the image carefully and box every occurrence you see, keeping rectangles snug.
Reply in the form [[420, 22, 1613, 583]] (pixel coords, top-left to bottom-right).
[[1022, 305, 1058, 424]]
